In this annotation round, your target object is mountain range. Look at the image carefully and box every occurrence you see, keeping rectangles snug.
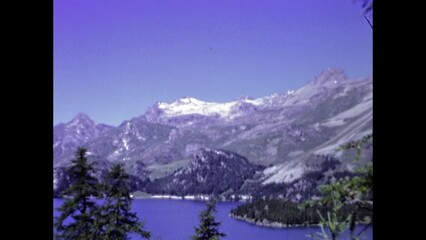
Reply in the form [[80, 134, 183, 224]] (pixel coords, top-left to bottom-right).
[[53, 68, 372, 198]]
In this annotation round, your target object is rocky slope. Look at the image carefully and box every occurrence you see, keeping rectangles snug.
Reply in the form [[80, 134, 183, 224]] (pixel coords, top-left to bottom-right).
[[53, 68, 372, 196], [54, 113, 114, 165], [145, 148, 261, 195]]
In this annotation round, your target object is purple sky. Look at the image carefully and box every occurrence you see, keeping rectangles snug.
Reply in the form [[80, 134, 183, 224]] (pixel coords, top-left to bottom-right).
[[54, 0, 372, 126]]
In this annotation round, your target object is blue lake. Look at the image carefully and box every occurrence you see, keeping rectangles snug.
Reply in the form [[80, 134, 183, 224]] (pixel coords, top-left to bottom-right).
[[53, 198, 372, 240]]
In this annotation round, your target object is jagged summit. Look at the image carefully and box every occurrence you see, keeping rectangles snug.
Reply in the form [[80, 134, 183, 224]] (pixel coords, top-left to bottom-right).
[[144, 69, 352, 121], [311, 68, 348, 85], [54, 112, 114, 164], [147, 68, 355, 121], [67, 112, 95, 126]]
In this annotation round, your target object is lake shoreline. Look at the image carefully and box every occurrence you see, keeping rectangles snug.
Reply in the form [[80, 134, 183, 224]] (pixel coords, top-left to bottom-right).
[[54, 194, 250, 203], [229, 213, 320, 228]]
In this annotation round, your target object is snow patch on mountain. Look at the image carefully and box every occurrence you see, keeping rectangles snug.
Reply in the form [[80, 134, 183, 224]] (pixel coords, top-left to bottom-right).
[[157, 97, 246, 119], [322, 98, 372, 127], [122, 138, 129, 151], [314, 109, 372, 156], [153, 91, 296, 120], [262, 162, 305, 184]]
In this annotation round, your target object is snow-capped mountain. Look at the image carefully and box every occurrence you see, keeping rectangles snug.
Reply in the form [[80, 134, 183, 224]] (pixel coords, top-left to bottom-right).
[[158, 97, 241, 118], [53, 68, 372, 195], [144, 91, 297, 124], [148, 92, 296, 120]]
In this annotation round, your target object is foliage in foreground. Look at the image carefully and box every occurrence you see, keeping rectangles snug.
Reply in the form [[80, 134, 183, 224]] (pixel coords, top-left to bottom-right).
[[230, 199, 371, 227], [54, 147, 150, 240], [97, 164, 150, 239], [303, 134, 373, 240], [229, 134, 373, 240], [54, 148, 100, 239], [192, 198, 226, 240]]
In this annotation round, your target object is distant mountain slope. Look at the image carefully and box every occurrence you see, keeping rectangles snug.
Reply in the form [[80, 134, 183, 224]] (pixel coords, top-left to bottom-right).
[[53, 68, 372, 194], [145, 148, 260, 195], [54, 113, 114, 165]]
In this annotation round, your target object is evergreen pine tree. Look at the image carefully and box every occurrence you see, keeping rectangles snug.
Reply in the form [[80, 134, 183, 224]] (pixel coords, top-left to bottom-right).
[[99, 164, 150, 240], [192, 198, 226, 240], [54, 147, 100, 240]]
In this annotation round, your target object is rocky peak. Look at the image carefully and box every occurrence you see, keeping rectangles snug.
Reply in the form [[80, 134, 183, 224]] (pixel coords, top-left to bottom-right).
[[67, 112, 96, 127], [54, 113, 114, 165], [311, 68, 348, 86]]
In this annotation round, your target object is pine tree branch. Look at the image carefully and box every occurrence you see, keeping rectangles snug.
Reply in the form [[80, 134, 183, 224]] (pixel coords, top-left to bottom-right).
[[364, 15, 373, 29]]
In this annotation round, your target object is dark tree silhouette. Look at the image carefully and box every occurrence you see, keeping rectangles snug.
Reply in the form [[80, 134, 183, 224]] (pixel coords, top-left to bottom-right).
[[354, 0, 373, 28], [54, 147, 100, 240], [98, 164, 150, 240], [192, 198, 226, 240]]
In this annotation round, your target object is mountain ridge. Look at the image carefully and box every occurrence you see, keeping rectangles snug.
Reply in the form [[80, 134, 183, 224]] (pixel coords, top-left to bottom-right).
[[53, 68, 372, 196]]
